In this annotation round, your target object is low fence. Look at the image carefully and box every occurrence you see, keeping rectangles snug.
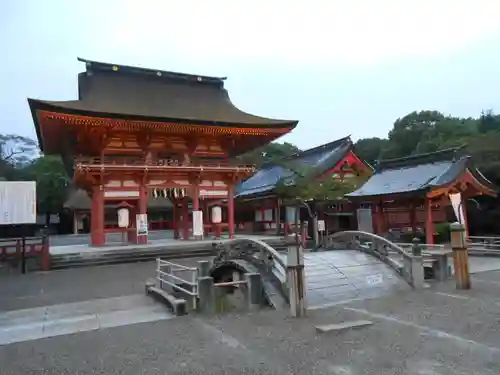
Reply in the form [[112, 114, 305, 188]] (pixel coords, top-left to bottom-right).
[[153, 257, 264, 314], [0, 236, 50, 272], [156, 259, 198, 308]]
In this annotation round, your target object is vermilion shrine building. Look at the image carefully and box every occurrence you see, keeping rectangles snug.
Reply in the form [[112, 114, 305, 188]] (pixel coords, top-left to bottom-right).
[[347, 147, 497, 244], [234, 136, 372, 234], [28, 58, 297, 246]]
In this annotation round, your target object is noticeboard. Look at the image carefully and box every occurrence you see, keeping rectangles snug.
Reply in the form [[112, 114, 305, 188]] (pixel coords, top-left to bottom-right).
[[0, 181, 36, 225]]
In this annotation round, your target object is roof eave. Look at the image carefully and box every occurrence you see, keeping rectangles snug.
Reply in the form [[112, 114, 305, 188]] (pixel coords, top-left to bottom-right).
[[28, 99, 298, 130], [27, 98, 45, 152]]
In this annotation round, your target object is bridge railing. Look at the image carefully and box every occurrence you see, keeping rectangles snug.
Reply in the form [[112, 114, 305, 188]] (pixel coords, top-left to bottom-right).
[[467, 236, 500, 255], [156, 258, 198, 308], [212, 238, 288, 288], [324, 231, 424, 288]]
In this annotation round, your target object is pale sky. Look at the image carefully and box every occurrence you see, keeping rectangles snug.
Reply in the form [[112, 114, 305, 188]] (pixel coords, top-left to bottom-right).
[[2, 0, 500, 149]]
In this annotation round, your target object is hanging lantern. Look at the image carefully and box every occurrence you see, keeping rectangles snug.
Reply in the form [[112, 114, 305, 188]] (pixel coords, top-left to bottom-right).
[[162, 189, 168, 198], [153, 188, 159, 199], [172, 188, 179, 199]]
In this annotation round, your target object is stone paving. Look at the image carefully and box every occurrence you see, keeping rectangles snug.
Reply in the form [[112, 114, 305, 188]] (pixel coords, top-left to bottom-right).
[[283, 250, 412, 309], [1, 271, 500, 374], [2, 256, 500, 373], [0, 294, 174, 346]]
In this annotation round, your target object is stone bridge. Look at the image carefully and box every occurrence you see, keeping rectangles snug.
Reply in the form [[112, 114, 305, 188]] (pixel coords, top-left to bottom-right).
[[209, 231, 426, 310]]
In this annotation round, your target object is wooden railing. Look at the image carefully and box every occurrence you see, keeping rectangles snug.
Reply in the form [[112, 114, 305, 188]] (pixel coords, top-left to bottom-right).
[[74, 157, 256, 171], [0, 236, 50, 272]]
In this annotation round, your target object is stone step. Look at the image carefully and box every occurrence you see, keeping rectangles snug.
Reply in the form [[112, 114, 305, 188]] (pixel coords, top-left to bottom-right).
[[50, 239, 287, 270]]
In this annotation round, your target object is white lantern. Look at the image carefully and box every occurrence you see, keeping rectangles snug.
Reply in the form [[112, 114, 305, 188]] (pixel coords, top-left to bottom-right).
[[117, 207, 129, 228], [152, 189, 159, 199], [211, 206, 222, 224]]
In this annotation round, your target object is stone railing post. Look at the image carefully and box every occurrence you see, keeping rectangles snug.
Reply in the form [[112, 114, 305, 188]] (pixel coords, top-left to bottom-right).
[[245, 272, 263, 311], [287, 241, 307, 317], [197, 260, 211, 278], [197, 276, 215, 314], [410, 237, 424, 289], [450, 222, 470, 289]]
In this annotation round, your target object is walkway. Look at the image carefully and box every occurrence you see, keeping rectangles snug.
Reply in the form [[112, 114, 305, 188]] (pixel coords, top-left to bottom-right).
[[0, 295, 173, 346], [283, 250, 412, 309], [50, 231, 280, 256], [2, 270, 500, 374]]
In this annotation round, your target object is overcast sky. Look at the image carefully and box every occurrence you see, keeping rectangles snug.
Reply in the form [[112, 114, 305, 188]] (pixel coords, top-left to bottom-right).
[[2, 0, 500, 149]]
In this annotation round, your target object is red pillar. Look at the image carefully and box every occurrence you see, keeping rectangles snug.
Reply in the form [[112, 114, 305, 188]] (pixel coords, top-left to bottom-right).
[[137, 184, 148, 244], [90, 185, 105, 246], [173, 200, 180, 240], [127, 205, 137, 244], [182, 198, 189, 240], [371, 203, 378, 234], [228, 184, 235, 238], [425, 198, 434, 245], [409, 202, 417, 234]]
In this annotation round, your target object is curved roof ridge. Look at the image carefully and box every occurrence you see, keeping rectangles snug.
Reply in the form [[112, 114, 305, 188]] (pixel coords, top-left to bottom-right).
[[377, 145, 467, 171], [78, 57, 227, 84]]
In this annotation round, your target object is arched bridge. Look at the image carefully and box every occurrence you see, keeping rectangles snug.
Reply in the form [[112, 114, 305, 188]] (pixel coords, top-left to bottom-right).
[[209, 231, 419, 310]]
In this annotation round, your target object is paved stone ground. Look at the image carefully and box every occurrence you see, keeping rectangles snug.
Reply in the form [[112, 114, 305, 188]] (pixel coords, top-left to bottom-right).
[[1, 263, 500, 374], [0, 258, 206, 311]]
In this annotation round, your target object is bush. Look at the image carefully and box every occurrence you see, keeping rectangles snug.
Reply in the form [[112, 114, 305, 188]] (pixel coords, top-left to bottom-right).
[[434, 222, 451, 244]]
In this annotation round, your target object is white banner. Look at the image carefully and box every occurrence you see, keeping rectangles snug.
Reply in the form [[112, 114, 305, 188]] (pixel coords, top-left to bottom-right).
[[448, 192, 466, 225], [136, 214, 148, 236], [0, 181, 36, 225], [192, 210, 204, 237]]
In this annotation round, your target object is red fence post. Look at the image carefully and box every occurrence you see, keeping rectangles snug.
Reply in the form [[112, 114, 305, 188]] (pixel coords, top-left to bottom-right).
[[41, 235, 51, 271]]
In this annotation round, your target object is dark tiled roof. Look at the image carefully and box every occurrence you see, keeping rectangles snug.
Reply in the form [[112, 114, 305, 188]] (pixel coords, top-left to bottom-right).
[[235, 136, 354, 198], [29, 58, 297, 128], [347, 147, 494, 198], [64, 189, 173, 210]]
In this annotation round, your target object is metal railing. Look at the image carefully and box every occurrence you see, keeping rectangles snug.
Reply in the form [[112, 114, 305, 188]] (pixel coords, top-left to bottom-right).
[[156, 259, 198, 308]]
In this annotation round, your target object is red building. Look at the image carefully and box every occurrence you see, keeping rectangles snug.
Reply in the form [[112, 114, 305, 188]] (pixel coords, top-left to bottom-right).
[[28, 58, 297, 246], [234, 136, 372, 234], [347, 147, 497, 243]]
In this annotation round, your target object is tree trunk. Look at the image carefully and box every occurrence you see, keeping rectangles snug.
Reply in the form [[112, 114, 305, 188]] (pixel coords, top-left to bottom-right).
[[45, 212, 51, 227]]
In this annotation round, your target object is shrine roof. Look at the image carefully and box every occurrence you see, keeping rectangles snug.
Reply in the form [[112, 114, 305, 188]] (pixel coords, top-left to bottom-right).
[[235, 136, 354, 198], [64, 189, 172, 210], [28, 58, 297, 130], [346, 147, 495, 199]]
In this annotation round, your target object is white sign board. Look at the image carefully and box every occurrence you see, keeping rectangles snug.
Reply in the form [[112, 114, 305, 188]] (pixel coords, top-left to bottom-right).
[[192, 210, 204, 237], [317, 220, 326, 232], [136, 214, 148, 236], [117, 208, 129, 228], [211, 206, 222, 224], [0, 181, 36, 225]]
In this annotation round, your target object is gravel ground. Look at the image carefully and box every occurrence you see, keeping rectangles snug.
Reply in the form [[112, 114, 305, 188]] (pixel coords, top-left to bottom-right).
[[1, 275, 500, 374], [0, 258, 208, 311], [1, 264, 500, 374]]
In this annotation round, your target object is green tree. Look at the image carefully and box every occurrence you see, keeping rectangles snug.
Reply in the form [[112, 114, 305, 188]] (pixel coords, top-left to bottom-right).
[[0, 134, 38, 180], [478, 109, 500, 134], [237, 142, 301, 167], [384, 110, 446, 158], [24, 155, 71, 225], [275, 161, 369, 248], [354, 137, 387, 165]]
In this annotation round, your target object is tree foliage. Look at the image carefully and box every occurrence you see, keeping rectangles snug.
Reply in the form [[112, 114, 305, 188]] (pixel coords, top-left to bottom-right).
[[0, 135, 70, 223], [236, 142, 301, 167], [24, 155, 71, 221], [274, 161, 368, 205]]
